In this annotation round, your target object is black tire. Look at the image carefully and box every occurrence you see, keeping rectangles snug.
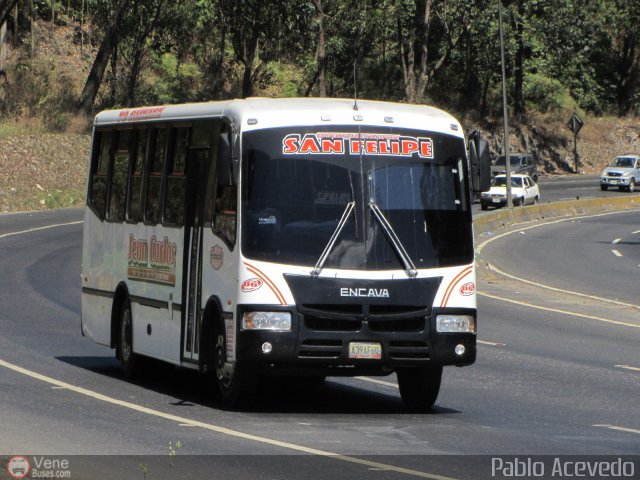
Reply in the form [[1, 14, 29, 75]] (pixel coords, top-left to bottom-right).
[[628, 179, 635, 192], [214, 331, 255, 407], [116, 298, 139, 378], [600, 184, 608, 191], [397, 366, 443, 412]]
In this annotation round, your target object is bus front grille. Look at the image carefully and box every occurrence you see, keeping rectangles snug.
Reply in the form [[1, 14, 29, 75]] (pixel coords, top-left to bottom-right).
[[299, 339, 343, 358], [368, 317, 425, 332], [304, 316, 362, 332], [388, 340, 430, 360]]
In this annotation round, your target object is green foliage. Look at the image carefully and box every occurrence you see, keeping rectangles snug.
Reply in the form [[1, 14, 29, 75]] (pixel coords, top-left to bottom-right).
[[2, 0, 640, 124], [524, 74, 579, 116]]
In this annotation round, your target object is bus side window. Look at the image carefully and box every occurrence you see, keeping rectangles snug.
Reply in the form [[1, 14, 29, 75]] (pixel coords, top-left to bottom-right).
[[213, 132, 237, 247], [107, 129, 132, 222], [88, 130, 113, 220], [127, 128, 147, 223], [163, 126, 189, 227], [145, 127, 168, 225]]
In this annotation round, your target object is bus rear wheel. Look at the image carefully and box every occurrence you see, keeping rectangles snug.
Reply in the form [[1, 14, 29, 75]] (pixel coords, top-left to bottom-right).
[[116, 299, 139, 378], [214, 333, 255, 407], [397, 366, 442, 411]]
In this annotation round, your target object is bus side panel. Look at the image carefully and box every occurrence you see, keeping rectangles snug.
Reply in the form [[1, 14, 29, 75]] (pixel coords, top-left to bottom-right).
[[81, 210, 114, 346], [81, 293, 112, 346], [125, 223, 184, 366], [201, 231, 238, 360]]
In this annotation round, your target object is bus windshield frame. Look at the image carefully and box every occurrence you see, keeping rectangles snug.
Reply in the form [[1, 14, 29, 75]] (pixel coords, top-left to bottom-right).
[[241, 126, 473, 271]]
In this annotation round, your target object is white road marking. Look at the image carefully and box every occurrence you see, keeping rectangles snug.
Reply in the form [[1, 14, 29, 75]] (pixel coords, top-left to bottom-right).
[[593, 424, 640, 436], [615, 364, 640, 372], [611, 249, 623, 257], [612, 238, 621, 244], [355, 376, 398, 389], [0, 358, 458, 480], [633, 230, 640, 234], [477, 340, 507, 347], [479, 292, 640, 329], [477, 210, 640, 312], [0, 221, 83, 239]]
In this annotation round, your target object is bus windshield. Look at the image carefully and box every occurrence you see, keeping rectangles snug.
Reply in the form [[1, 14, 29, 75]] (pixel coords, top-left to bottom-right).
[[241, 126, 473, 270]]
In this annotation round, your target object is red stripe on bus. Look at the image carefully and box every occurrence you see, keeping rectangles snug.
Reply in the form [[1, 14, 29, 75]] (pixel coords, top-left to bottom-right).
[[441, 266, 474, 308], [243, 262, 287, 305]]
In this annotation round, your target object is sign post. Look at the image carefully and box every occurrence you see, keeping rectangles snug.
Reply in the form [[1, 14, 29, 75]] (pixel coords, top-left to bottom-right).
[[567, 113, 584, 173]]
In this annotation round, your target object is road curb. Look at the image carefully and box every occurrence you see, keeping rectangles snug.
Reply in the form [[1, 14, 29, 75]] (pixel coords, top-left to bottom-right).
[[473, 195, 640, 236]]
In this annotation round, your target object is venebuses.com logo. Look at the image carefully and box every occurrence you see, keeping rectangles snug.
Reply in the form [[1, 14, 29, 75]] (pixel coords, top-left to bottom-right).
[[6, 456, 71, 479], [6, 456, 30, 479]]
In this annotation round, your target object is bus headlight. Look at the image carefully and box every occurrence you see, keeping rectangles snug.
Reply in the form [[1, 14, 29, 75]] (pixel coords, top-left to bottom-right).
[[436, 314, 475, 333], [242, 312, 292, 331]]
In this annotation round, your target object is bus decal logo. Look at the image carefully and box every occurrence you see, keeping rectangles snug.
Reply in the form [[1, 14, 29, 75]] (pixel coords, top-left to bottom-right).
[[127, 235, 177, 286], [210, 245, 224, 270], [459, 282, 476, 296], [241, 278, 263, 292], [340, 287, 390, 298], [282, 132, 433, 159]]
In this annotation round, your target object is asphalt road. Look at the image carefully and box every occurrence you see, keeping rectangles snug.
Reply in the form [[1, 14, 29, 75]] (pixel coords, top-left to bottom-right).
[[0, 206, 638, 480]]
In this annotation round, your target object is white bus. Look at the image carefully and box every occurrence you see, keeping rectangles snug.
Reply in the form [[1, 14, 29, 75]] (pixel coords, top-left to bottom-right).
[[81, 98, 477, 410]]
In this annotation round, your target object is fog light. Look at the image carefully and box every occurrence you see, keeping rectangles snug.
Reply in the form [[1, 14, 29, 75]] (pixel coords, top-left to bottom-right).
[[436, 314, 475, 333], [455, 344, 466, 356], [262, 342, 273, 354], [242, 312, 292, 331]]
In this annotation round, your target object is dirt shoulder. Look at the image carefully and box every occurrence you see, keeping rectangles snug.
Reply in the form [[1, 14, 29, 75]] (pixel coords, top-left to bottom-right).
[[0, 132, 90, 212]]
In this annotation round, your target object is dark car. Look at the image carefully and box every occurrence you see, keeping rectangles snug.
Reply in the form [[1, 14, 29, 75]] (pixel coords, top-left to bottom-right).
[[491, 153, 538, 181]]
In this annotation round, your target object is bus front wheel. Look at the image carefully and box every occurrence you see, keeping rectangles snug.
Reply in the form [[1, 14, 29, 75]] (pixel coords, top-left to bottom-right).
[[116, 299, 139, 378], [214, 334, 254, 406], [397, 366, 442, 411]]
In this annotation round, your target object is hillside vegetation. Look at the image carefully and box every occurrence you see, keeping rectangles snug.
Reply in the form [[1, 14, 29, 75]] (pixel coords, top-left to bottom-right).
[[0, 1, 639, 212]]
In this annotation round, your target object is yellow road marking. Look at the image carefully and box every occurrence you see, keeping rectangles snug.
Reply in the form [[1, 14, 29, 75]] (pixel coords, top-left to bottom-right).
[[0, 358, 458, 480], [478, 292, 640, 329], [0, 221, 83, 239], [615, 364, 640, 372], [593, 424, 640, 436]]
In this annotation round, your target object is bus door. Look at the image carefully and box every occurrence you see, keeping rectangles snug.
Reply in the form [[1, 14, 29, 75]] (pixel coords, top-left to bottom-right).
[[181, 147, 209, 362]]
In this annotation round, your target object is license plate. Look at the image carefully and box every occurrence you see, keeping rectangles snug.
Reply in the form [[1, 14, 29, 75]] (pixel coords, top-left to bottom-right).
[[349, 342, 382, 359], [610, 179, 618, 184], [492, 198, 502, 203]]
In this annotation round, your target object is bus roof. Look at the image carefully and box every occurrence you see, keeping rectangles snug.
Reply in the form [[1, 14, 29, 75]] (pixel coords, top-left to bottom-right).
[[94, 97, 464, 138]]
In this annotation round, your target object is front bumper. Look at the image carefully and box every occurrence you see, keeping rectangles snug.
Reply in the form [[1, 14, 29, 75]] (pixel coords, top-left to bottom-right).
[[481, 196, 507, 207], [234, 305, 476, 373], [601, 176, 630, 186]]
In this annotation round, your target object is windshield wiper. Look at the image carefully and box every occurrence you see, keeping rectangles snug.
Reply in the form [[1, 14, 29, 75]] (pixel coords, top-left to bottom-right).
[[369, 201, 418, 278], [311, 201, 356, 277]]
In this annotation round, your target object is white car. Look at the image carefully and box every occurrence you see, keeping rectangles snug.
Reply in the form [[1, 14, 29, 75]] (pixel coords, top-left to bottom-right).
[[480, 174, 540, 210], [600, 154, 640, 192]]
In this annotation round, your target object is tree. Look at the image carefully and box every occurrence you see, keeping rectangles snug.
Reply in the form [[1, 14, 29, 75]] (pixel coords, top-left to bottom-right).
[[124, 0, 167, 107], [76, 0, 131, 116], [0, 0, 19, 27], [395, 0, 470, 103]]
